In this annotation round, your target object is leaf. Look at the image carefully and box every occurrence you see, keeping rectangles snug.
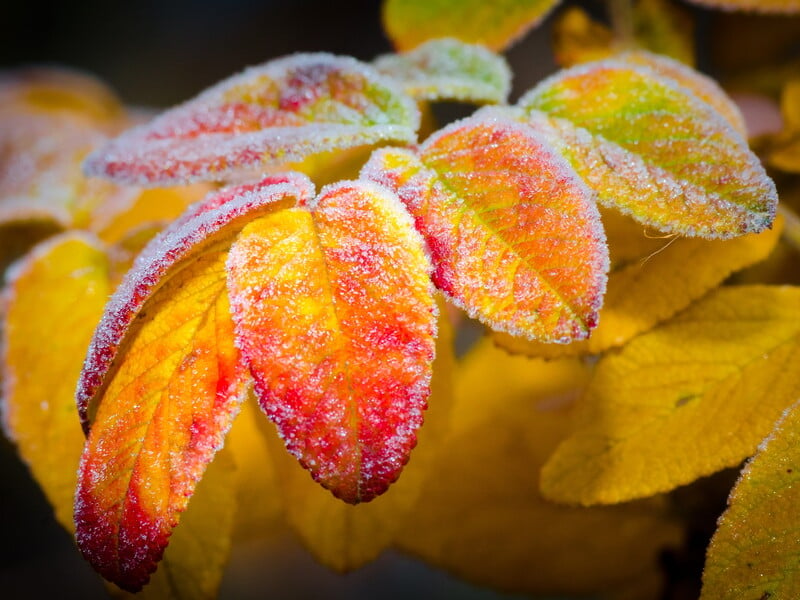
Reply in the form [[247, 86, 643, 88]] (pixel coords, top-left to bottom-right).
[[226, 180, 437, 504], [494, 210, 782, 359], [396, 339, 683, 596], [225, 396, 284, 542], [519, 57, 777, 238], [0, 112, 121, 229], [264, 307, 453, 570], [685, 0, 800, 13], [75, 174, 308, 591], [553, 3, 695, 70], [110, 449, 238, 600], [84, 54, 420, 186], [382, 0, 562, 52], [361, 110, 608, 343], [541, 285, 800, 505], [373, 38, 511, 104], [0, 66, 123, 123], [701, 401, 800, 600], [766, 79, 800, 173], [1, 233, 110, 531]]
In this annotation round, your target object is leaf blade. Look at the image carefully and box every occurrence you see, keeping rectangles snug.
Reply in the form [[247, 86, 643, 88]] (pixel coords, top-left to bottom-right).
[[84, 55, 420, 186], [227, 180, 437, 503]]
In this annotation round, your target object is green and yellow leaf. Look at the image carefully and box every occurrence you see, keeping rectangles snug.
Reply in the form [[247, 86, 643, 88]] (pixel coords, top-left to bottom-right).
[[373, 38, 511, 104], [382, 0, 562, 51]]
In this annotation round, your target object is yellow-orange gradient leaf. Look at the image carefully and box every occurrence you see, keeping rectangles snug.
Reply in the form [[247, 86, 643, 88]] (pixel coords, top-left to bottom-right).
[[75, 174, 309, 592], [397, 339, 683, 596], [265, 308, 453, 570], [701, 401, 800, 599], [542, 285, 800, 505], [361, 109, 608, 343], [1, 233, 110, 531], [227, 180, 437, 504]]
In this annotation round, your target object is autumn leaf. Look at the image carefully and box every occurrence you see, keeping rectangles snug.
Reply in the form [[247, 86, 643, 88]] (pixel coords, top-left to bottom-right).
[[226, 180, 437, 504], [109, 449, 238, 600], [0, 66, 123, 124], [262, 307, 453, 570], [75, 174, 309, 591], [494, 211, 782, 359], [361, 110, 608, 343], [553, 2, 695, 69], [701, 401, 800, 599], [382, 0, 562, 52], [519, 56, 776, 237], [397, 339, 683, 596], [685, 0, 800, 13], [541, 285, 800, 505], [84, 54, 420, 186], [765, 79, 800, 173], [373, 38, 511, 104], [1, 233, 110, 531]]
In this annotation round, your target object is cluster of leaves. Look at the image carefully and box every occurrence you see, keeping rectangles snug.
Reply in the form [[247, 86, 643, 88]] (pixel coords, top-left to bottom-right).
[[2, 0, 800, 599]]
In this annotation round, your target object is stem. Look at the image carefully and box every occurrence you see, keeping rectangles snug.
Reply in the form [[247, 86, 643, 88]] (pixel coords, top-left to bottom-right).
[[778, 204, 800, 253], [608, 0, 635, 49]]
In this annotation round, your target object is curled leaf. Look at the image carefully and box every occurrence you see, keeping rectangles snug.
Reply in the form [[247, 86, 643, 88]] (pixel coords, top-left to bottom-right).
[[382, 0, 562, 51], [226, 180, 437, 503], [373, 38, 511, 104], [84, 55, 420, 186], [362, 110, 608, 343], [542, 285, 800, 505], [519, 57, 777, 238], [75, 174, 309, 591]]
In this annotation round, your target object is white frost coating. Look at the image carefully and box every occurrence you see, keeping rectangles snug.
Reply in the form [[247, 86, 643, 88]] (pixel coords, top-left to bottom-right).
[[76, 173, 313, 431], [615, 50, 747, 137], [84, 53, 421, 187], [373, 38, 512, 104], [517, 59, 778, 237]]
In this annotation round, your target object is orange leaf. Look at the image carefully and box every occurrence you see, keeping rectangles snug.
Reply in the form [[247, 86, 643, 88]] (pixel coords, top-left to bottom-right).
[[75, 174, 310, 591], [226, 180, 437, 504], [361, 110, 608, 343], [84, 54, 420, 186]]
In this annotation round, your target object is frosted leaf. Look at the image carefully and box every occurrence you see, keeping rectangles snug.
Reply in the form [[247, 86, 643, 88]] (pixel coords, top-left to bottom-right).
[[519, 58, 777, 238], [84, 54, 420, 186], [361, 108, 608, 343], [374, 38, 511, 104], [76, 172, 313, 431]]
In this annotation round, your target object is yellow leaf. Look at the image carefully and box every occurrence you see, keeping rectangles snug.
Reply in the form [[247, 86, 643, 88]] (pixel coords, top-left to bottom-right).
[[701, 401, 800, 599], [0, 220, 64, 284], [552, 7, 615, 68], [226, 395, 284, 542], [109, 448, 238, 600], [1, 233, 110, 531], [495, 211, 782, 359], [396, 339, 683, 596], [766, 79, 800, 173], [542, 285, 800, 505], [265, 306, 454, 570]]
